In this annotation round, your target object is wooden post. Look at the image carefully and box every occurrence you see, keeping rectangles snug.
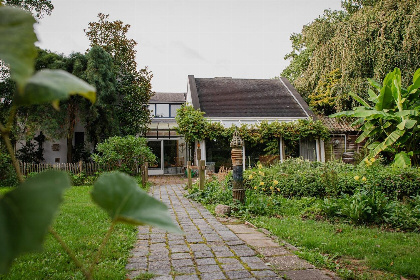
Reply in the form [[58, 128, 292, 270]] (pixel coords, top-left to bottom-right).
[[231, 130, 245, 203], [199, 159, 205, 190], [141, 162, 148, 187], [187, 160, 192, 189]]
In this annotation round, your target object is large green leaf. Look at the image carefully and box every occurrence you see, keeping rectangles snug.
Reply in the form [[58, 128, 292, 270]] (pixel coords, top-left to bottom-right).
[[393, 151, 412, 168], [0, 6, 37, 90], [367, 78, 382, 91], [407, 68, 420, 93], [91, 172, 182, 234], [15, 69, 96, 107], [397, 119, 417, 130], [0, 171, 70, 273], [356, 122, 375, 143], [376, 70, 396, 110], [371, 129, 405, 157], [349, 92, 371, 108]]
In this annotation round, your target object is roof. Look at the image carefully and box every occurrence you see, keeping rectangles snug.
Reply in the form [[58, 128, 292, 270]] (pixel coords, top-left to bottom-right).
[[317, 115, 359, 133], [188, 76, 314, 119], [150, 92, 185, 103]]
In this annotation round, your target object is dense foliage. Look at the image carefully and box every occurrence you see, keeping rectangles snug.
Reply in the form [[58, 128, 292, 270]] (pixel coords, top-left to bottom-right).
[[245, 159, 420, 199], [331, 68, 420, 167], [281, 0, 420, 114], [189, 159, 420, 231], [175, 104, 330, 144], [85, 13, 153, 136], [92, 136, 155, 176]]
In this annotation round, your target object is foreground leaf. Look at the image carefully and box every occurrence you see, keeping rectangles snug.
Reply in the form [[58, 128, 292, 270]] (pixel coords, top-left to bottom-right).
[[15, 69, 96, 106], [0, 171, 70, 273], [91, 172, 182, 234], [0, 6, 37, 89]]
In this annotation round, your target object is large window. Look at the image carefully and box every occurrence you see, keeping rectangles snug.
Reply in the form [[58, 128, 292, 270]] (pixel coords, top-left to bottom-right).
[[149, 103, 182, 118]]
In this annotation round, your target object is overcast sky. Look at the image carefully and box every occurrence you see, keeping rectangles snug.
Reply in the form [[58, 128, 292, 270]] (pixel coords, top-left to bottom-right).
[[35, 0, 342, 93]]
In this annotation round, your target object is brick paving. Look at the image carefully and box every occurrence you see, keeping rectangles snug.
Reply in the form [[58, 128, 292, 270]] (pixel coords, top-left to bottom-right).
[[126, 183, 340, 280]]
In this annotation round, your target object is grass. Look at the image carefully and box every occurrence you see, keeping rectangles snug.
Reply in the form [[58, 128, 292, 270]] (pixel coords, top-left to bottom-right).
[[189, 183, 420, 279], [0, 186, 138, 280], [249, 215, 420, 279]]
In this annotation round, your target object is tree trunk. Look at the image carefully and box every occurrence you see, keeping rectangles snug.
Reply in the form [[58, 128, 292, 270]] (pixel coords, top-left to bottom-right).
[[66, 102, 76, 163]]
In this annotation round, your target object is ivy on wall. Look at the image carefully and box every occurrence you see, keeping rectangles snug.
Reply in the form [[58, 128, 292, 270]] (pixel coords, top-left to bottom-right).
[[175, 105, 330, 144]]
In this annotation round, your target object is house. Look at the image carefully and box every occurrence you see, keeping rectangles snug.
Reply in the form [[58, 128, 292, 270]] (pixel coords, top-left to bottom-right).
[[186, 76, 322, 170], [146, 92, 188, 175]]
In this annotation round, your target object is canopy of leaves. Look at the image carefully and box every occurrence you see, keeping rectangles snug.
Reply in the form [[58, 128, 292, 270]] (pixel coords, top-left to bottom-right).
[[281, 0, 420, 114]]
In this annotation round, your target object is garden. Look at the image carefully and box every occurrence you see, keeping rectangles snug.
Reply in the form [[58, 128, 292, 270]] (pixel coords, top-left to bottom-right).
[[188, 159, 420, 279]]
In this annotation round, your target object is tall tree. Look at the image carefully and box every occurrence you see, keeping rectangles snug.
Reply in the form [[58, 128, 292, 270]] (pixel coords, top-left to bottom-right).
[[83, 46, 119, 146], [2, 0, 53, 19], [85, 13, 153, 136], [281, 0, 420, 114]]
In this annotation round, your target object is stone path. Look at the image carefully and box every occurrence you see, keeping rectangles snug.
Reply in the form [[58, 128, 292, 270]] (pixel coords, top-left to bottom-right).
[[126, 184, 339, 280]]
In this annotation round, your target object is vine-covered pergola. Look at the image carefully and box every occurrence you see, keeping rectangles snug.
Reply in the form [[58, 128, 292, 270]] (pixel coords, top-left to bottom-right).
[[175, 105, 330, 168]]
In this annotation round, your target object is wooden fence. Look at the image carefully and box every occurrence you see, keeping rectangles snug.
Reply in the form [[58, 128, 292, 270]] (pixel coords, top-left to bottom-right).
[[18, 161, 144, 176]]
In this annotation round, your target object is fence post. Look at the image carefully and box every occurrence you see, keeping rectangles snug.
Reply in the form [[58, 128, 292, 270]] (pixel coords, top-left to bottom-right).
[[199, 159, 205, 190], [187, 161, 192, 189], [141, 162, 148, 187]]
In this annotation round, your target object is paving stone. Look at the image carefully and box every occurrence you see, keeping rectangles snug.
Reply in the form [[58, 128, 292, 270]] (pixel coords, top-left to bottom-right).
[[193, 250, 214, 258], [240, 238, 280, 248], [214, 249, 234, 257], [151, 276, 172, 280], [149, 261, 170, 270], [241, 256, 263, 263], [236, 232, 268, 240], [196, 258, 217, 265], [231, 248, 256, 257], [172, 258, 194, 267], [174, 275, 199, 280], [172, 253, 191, 259], [197, 264, 222, 273], [265, 256, 315, 271], [247, 261, 271, 270], [200, 271, 227, 280], [189, 244, 209, 251], [252, 270, 279, 277], [282, 269, 331, 280], [126, 261, 148, 270], [217, 257, 241, 265], [254, 246, 291, 256], [173, 266, 196, 274], [225, 240, 245, 245], [225, 270, 253, 279], [226, 224, 256, 233], [171, 245, 190, 253], [221, 262, 246, 271]]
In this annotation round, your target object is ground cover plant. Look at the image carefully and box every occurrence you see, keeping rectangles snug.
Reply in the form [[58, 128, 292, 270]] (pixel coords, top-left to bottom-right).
[[0, 186, 139, 280], [187, 159, 420, 279]]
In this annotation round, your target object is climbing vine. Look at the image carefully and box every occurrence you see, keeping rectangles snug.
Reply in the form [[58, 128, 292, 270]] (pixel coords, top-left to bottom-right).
[[175, 105, 330, 144]]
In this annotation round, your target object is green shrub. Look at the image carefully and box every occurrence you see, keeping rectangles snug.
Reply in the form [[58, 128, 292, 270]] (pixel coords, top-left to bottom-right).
[[187, 178, 232, 205], [244, 159, 420, 198], [92, 136, 155, 176]]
